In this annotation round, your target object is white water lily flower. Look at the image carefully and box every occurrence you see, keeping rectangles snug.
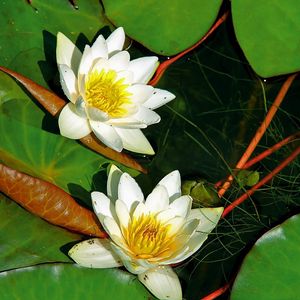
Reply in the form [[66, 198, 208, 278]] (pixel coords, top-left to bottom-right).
[[56, 27, 175, 154], [69, 165, 223, 300]]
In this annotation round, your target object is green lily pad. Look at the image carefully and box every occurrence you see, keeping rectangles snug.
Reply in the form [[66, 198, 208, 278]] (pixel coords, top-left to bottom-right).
[[232, 0, 300, 77], [0, 263, 153, 299], [0, 194, 80, 272], [0, 71, 46, 128], [0, 112, 111, 204], [0, 0, 108, 87], [231, 214, 300, 300], [102, 0, 222, 55]]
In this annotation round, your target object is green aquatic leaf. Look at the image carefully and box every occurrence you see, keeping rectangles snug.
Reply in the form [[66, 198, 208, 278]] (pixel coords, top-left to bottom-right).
[[0, 263, 154, 300], [0, 112, 111, 204], [231, 214, 300, 300], [102, 0, 222, 55], [0, 0, 108, 87], [232, 0, 300, 77], [0, 194, 80, 272], [237, 170, 260, 187]]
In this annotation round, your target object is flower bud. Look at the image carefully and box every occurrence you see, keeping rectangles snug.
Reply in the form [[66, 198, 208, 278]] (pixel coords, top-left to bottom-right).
[[182, 179, 221, 207]]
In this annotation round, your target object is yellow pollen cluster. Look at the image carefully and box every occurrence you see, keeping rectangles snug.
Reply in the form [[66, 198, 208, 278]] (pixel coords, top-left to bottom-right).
[[123, 214, 176, 260], [85, 69, 132, 118]]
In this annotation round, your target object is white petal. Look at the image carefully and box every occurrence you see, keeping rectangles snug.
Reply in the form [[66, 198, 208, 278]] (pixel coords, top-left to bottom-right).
[[86, 106, 109, 122], [132, 106, 161, 126], [58, 64, 78, 103], [166, 216, 185, 236], [158, 170, 181, 201], [110, 243, 148, 274], [180, 218, 199, 236], [168, 208, 223, 264], [138, 266, 182, 300], [116, 70, 133, 85], [58, 103, 91, 139], [114, 128, 154, 155], [74, 96, 87, 118], [128, 56, 158, 84], [132, 202, 148, 219], [145, 185, 169, 213], [78, 74, 86, 96], [103, 217, 123, 241], [118, 173, 144, 212], [108, 117, 146, 129], [107, 165, 123, 201], [168, 195, 192, 218], [89, 120, 123, 152], [91, 35, 108, 60], [108, 51, 130, 72], [68, 238, 122, 268], [156, 209, 175, 223], [161, 219, 199, 266], [144, 88, 176, 110], [189, 207, 223, 233], [127, 84, 154, 104], [161, 246, 190, 265], [115, 200, 131, 229], [91, 57, 110, 73], [106, 27, 125, 55], [78, 45, 94, 76], [91, 191, 115, 223], [56, 32, 82, 72]]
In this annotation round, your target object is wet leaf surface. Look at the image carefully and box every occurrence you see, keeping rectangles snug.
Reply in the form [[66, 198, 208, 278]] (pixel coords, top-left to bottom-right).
[[231, 214, 300, 300]]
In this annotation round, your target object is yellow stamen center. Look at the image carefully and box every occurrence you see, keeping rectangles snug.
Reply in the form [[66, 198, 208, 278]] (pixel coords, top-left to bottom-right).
[[123, 214, 176, 259], [85, 69, 132, 118]]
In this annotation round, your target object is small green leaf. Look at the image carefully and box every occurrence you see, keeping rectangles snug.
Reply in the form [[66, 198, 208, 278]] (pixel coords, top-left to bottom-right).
[[231, 214, 300, 300], [236, 170, 260, 187], [182, 179, 221, 207], [0, 263, 153, 300], [232, 0, 300, 77], [102, 0, 222, 55]]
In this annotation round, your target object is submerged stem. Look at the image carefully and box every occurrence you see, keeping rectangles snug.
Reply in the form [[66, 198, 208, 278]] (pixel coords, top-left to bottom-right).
[[214, 132, 300, 188], [222, 146, 300, 218], [200, 282, 231, 300], [218, 73, 297, 198]]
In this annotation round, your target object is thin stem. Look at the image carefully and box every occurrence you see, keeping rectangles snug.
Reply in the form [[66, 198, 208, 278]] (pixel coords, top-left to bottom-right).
[[218, 73, 297, 198], [214, 132, 300, 188], [243, 132, 300, 169], [200, 282, 230, 300], [222, 146, 300, 218], [149, 11, 229, 86]]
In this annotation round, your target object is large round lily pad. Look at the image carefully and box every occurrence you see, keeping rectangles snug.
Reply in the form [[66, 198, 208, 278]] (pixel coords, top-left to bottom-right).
[[231, 214, 300, 300], [0, 263, 153, 299], [103, 0, 222, 56], [232, 0, 300, 77]]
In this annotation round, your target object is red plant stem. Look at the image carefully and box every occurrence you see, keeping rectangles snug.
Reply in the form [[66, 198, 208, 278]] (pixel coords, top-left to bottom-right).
[[214, 132, 300, 188], [222, 146, 300, 218], [218, 73, 297, 198], [200, 282, 231, 300], [149, 11, 229, 86], [243, 132, 300, 169]]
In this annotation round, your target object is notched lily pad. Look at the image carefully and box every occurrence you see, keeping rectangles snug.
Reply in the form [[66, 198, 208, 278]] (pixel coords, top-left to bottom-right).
[[103, 0, 223, 55], [232, 0, 300, 77]]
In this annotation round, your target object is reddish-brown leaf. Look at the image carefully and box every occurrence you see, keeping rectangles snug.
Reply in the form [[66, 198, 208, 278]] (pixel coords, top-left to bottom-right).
[[0, 163, 107, 238], [0, 66, 147, 173]]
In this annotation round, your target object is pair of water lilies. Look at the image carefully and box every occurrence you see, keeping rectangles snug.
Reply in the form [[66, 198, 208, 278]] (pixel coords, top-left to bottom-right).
[[57, 27, 223, 300]]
